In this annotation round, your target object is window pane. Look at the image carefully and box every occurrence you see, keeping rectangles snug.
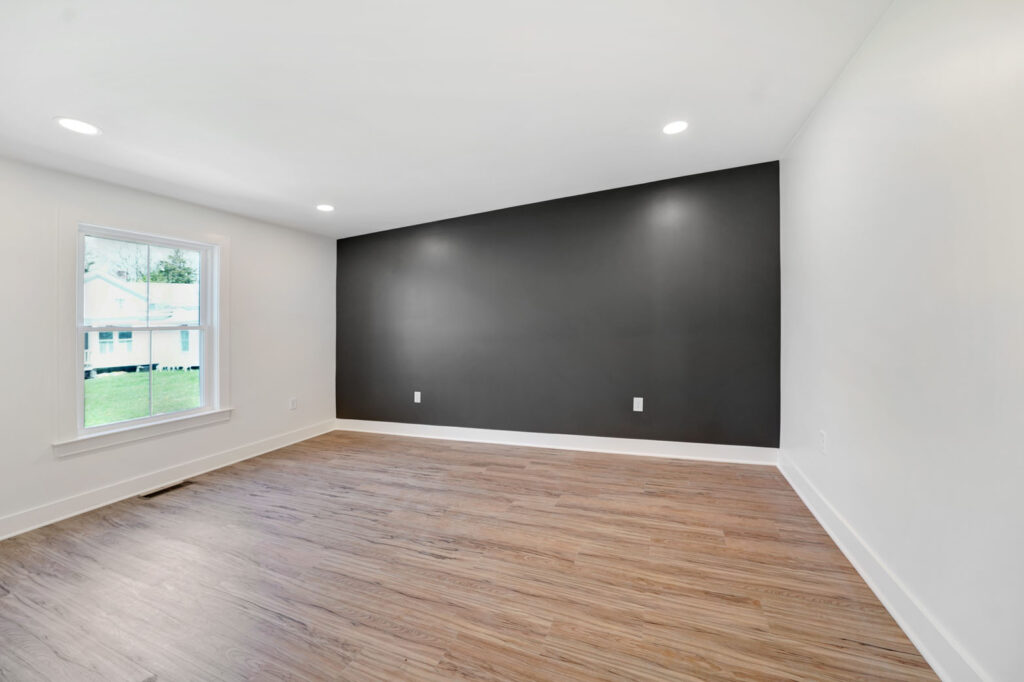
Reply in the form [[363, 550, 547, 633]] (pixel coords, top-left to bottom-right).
[[148, 246, 200, 326], [83, 235, 149, 327], [98, 331, 114, 354], [83, 331, 152, 428], [152, 330, 201, 415]]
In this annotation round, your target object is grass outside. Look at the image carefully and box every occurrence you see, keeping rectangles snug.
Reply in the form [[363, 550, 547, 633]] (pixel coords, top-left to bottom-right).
[[84, 370, 201, 428]]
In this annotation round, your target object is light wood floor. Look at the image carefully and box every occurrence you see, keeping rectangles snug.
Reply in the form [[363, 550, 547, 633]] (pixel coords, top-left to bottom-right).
[[0, 431, 936, 681]]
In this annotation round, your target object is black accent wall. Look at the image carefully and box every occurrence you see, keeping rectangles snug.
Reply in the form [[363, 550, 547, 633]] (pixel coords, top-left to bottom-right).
[[336, 162, 780, 447]]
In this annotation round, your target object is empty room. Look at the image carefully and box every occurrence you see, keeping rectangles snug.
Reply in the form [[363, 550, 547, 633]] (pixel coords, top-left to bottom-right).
[[0, 1, 1020, 680]]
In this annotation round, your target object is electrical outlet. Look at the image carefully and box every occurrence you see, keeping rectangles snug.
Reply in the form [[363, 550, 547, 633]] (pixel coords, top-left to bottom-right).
[[818, 429, 827, 456], [413, 391, 421, 404], [288, 397, 298, 411], [633, 396, 644, 412]]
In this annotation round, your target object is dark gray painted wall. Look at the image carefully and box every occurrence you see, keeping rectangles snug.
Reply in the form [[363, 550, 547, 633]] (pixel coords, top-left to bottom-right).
[[336, 161, 780, 447]]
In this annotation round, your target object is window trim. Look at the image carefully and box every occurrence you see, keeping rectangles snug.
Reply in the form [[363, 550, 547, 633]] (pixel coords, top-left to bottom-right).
[[74, 223, 220, 437], [54, 211, 231, 458], [53, 407, 234, 457]]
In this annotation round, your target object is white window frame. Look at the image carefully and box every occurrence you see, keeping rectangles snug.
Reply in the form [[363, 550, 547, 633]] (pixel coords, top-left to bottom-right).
[[53, 219, 231, 456]]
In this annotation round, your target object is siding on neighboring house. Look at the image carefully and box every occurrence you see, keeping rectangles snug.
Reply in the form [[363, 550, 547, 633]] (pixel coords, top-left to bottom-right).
[[83, 275, 200, 375]]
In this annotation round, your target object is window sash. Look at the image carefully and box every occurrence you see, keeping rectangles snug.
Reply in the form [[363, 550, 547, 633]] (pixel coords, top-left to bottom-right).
[[77, 223, 217, 434], [80, 325, 206, 333]]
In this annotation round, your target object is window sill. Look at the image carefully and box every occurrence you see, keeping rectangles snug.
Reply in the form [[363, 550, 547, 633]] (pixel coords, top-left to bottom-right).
[[52, 408, 233, 458]]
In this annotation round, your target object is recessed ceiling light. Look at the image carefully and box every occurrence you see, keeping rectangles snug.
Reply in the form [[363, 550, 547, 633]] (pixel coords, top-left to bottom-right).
[[662, 120, 689, 135], [316, 204, 335, 213], [56, 117, 101, 135]]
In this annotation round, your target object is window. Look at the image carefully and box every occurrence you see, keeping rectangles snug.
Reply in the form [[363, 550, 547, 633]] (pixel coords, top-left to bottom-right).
[[78, 225, 217, 431]]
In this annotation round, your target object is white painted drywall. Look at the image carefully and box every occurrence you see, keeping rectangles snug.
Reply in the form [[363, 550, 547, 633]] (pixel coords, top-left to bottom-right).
[[0, 0, 889, 237], [0, 156, 336, 532], [781, 2, 1024, 680]]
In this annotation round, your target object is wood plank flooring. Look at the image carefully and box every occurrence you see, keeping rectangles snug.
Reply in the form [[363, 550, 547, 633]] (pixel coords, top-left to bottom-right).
[[0, 431, 936, 681]]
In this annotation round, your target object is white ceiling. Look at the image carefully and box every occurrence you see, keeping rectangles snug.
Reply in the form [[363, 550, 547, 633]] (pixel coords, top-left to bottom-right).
[[0, 1, 890, 238]]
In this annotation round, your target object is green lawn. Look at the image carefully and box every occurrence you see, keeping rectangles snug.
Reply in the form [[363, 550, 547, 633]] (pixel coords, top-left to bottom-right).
[[84, 370, 201, 428]]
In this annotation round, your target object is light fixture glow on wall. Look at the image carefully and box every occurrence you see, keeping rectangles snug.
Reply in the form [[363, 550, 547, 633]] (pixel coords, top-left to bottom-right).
[[662, 120, 689, 135], [56, 117, 101, 136], [316, 204, 335, 212]]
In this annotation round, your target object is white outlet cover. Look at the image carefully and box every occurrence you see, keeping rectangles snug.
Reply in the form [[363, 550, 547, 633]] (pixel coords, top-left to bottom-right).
[[414, 391, 421, 403], [633, 397, 644, 412]]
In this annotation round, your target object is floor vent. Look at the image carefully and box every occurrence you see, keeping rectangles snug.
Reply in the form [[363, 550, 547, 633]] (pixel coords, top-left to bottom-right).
[[139, 481, 193, 499]]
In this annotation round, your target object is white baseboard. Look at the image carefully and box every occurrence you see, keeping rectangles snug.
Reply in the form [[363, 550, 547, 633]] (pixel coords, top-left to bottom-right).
[[335, 419, 778, 465], [778, 454, 989, 682], [0, 419, 337, 541]]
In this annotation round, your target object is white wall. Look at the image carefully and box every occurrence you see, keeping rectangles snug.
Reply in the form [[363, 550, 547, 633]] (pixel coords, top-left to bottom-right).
[[0, 156, 336, 535], [780, 2, 1024, 680]]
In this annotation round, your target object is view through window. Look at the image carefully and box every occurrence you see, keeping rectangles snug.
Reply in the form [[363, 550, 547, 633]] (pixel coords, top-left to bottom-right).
[[80, 229, 211, 429]]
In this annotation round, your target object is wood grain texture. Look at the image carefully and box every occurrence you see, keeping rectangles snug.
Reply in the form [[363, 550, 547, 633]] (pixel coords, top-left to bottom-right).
[[0, 431, 936, 680]]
